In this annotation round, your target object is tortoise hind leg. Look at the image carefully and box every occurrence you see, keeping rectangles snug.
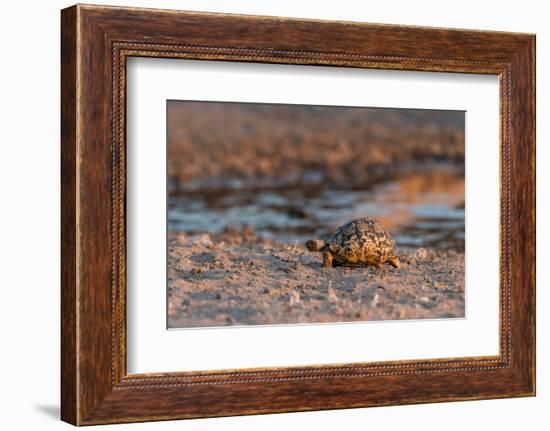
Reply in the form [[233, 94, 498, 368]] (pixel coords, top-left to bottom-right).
[[389, 257, 400, 268], [374, 262, 386, 272]]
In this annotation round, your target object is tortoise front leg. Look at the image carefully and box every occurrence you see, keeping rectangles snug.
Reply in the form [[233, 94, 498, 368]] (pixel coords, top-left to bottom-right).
[[322, 251, 333, 268]]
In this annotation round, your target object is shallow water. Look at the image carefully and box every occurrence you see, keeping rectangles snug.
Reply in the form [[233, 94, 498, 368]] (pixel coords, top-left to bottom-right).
[[168, 167, 465, 250]]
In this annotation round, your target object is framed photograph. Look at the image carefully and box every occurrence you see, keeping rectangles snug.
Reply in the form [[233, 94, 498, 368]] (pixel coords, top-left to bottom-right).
[[61, 4, 535, 425]]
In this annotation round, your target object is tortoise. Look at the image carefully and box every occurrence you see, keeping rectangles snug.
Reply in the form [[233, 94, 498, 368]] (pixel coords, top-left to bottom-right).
[[305, 217, 400, 269]]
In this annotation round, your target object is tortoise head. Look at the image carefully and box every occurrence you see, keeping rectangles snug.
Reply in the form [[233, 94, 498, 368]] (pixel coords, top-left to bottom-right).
[[306, 240, 326, 252]]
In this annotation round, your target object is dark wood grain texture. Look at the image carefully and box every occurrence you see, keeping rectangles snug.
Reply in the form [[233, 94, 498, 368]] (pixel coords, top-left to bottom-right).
[[60, 4, 535, 425], [60, 5, 78, 425]]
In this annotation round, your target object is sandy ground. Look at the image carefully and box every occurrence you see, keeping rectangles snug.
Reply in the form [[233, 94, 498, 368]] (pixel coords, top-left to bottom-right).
[[167, 229, 465, 328]]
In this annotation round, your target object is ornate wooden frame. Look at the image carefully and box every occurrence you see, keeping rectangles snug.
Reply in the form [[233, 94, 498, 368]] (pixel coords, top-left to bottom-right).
[[61, 4, 535, 425]]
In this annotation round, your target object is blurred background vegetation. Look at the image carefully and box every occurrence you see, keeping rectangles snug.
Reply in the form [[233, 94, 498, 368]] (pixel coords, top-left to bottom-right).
[[167, 101, 465, 250]]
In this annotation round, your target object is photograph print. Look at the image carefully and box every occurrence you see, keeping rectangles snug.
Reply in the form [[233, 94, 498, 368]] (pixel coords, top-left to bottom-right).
[[167, 101, 465, 328]]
